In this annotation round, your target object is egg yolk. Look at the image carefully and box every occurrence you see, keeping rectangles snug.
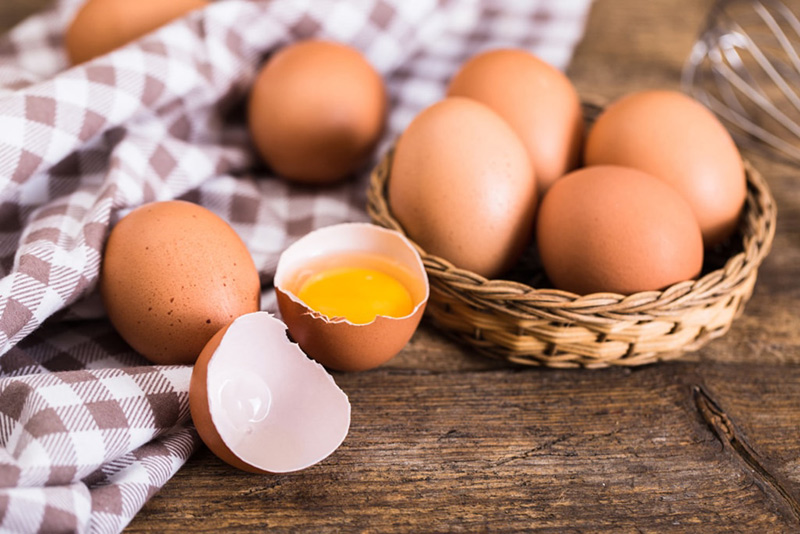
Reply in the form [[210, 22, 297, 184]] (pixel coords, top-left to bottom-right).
[[297, 266, 414, 324]]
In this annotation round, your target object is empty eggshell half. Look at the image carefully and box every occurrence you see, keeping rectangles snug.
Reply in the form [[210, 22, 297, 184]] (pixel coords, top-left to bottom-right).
[[275, 222, 429, 372], [190, 311, 351, 473]]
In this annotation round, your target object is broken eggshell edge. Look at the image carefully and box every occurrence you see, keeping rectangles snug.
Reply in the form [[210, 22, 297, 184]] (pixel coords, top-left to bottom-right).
[[274, 222, 430, 372], [189, 311, 351, 473]]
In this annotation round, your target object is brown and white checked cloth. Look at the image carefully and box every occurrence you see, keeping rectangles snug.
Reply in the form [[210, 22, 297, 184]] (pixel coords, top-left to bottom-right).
[[0, 0, 593, 532]]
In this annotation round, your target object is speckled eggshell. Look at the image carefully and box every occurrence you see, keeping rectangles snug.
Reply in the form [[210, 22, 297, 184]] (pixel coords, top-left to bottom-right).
[[100, 200, 260, 365], [536, 165, 704, 295], [247, 40, 387, 185], [274, 223, 429, 372], [446, 48, 584, 197], [65, 0, 209, 65], [388, 97, 537, 279], [584, 89, 746, 247]]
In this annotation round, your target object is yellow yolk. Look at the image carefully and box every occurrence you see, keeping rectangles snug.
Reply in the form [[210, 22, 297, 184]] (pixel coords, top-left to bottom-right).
[[297, 266, 414, 324]]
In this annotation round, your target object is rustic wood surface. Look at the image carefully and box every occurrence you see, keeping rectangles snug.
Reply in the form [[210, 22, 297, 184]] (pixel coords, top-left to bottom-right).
[[3, 0, 800, 532]]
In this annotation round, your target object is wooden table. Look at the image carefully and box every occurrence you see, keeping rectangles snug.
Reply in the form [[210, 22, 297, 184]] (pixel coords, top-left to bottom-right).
[[3, 0, 800, 531]]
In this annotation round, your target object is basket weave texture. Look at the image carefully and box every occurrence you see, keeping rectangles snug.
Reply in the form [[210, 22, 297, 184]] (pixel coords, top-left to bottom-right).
[[367, 104, 777, 368]]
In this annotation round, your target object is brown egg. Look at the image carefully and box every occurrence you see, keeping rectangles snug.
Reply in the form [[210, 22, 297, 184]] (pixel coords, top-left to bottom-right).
[[389, 97, 537, 278], [536, 165, 704, 295], [100, 200, 260, 365], [248, 40, 387, 185], [446, 48, 584, 197], [584, 89, 746, 247], [274, 223, 429, 372], [65, 0, 209, 65], [190, 312, 350, 473]]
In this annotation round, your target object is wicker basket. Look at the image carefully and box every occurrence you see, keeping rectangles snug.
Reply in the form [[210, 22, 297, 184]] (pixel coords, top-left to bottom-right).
[[367, 102, 777, 368]]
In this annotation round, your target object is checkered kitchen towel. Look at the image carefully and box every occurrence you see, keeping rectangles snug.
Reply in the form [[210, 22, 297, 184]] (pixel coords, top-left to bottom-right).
[[0, 0, 592, 532]]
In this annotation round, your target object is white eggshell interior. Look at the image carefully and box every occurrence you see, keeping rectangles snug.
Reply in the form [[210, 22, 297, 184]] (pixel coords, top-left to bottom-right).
[[207, 312, 351, 472], [274, 222, 430, 312]]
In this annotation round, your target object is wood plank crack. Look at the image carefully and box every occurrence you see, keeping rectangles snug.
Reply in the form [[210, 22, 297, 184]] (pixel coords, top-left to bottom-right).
[[692, 384, 800, 524]]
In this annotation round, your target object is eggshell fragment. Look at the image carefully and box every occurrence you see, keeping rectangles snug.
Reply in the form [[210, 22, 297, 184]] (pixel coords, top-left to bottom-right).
[[274, 223, 429, 372], [190, 312, 351, 473]]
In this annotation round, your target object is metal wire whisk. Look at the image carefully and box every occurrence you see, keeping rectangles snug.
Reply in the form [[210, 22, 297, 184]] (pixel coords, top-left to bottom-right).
[[683, 0, 800, 162]]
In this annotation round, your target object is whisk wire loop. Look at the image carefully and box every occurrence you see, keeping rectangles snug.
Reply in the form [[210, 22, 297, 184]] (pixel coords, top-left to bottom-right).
[[683, 0, 800, 162]]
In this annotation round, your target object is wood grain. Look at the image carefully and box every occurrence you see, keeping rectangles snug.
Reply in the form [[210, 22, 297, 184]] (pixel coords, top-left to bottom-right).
[[1, 0, 799, 532], [135, 362, 800, 532]]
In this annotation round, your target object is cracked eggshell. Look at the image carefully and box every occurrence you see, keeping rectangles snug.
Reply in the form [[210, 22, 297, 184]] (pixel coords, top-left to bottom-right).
[[190, 311, 351, 474], [274, 223, 429, 372]]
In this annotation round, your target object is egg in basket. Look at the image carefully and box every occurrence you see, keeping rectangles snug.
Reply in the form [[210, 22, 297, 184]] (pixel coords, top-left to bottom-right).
[[368, 48, 776, 368]]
